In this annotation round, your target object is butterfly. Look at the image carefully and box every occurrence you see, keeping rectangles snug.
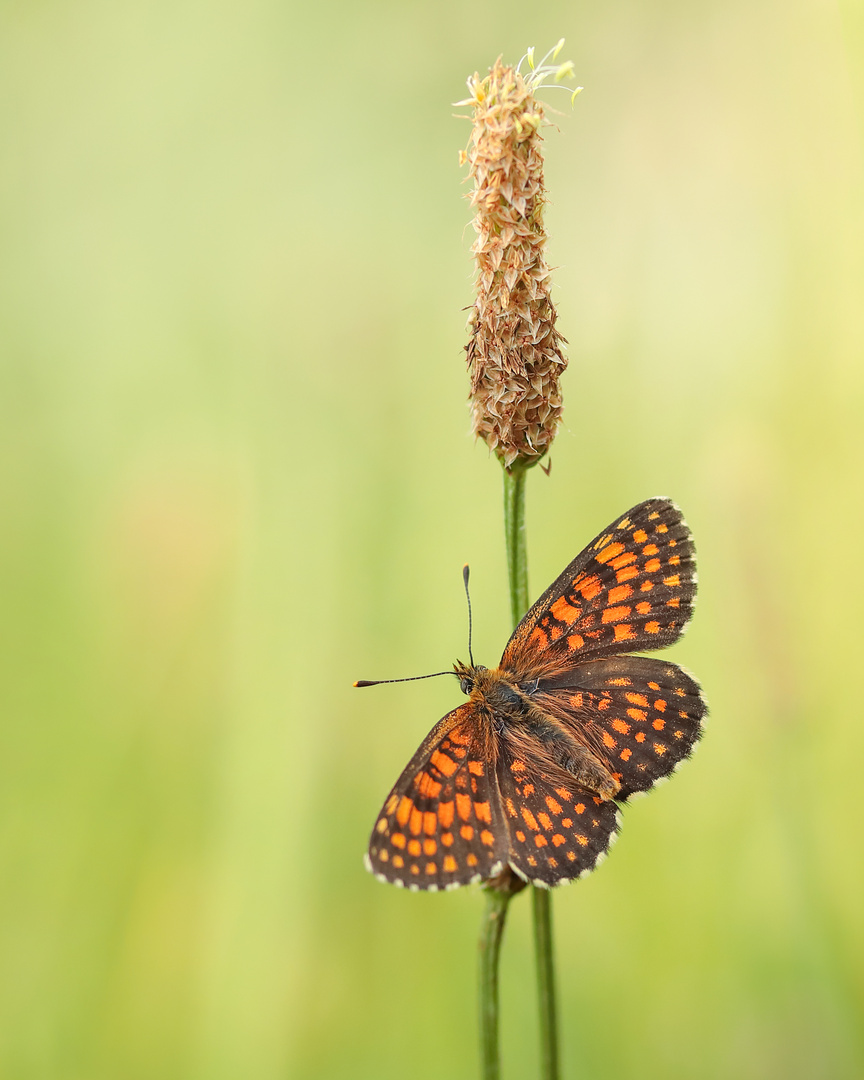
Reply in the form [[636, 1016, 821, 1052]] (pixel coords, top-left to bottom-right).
[[364, 497, 706, 891]]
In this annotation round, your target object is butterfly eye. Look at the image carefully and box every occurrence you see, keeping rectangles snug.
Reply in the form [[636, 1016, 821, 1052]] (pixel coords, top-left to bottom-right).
[[460, 678, 473, 695]]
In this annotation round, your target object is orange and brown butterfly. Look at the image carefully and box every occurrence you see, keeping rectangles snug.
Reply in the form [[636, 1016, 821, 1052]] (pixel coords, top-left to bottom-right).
[[361, 497, 706, 892]]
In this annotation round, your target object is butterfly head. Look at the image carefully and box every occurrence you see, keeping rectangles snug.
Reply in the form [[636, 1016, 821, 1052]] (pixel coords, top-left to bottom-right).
[[453, 659, 487, 696]]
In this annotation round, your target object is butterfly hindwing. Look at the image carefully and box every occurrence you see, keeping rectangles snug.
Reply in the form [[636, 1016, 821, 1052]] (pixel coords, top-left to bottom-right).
[[366, 703, 507, 891], [501, 498, 696, 677], [496, 734, 621, 887], [536, 656, 707, 800]]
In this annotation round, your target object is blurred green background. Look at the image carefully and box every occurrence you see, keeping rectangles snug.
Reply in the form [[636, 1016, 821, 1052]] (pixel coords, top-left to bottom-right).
[[2, 1, 863, 1077]]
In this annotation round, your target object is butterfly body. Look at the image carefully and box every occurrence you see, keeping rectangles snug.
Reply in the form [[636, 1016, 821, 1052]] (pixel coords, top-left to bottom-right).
[[366, 498, 706, 891], [455, 660, 621, 801]]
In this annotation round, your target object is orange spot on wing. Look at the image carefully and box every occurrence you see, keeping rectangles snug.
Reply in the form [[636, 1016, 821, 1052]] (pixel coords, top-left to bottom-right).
[[616, 564, 639, 582], [574, 802, 585, 814], [633, 529, 648, 543], [555, 787, 573, 801], [538, 812, 553, 830], [480, 830, 494, 846], [396, 797, 412, 826], [460, 824, 474, 840], [415, 772, 442, 798], [552, 834, 566, 847], [635, 732, 646, 743], [645, 621, 660, 634], [467, 853, 478, 867], [545, 796, 563, 814], [468, 760, 484, 776], [640, 580, 654, 592], [642, 543, 659, 556], [474, 801, 492, 824], [609, 584, 633, 603], [645, 558, 661, 573], [669, 554, 681, 566], [620, 748, 632, 761], [654, 699, 667, 711], [385, 794, 399, 814], [602, 605, 631, 624], [534, 834, 548, 848], [424, 812, 437, 835], [611, 718, 630, 734], [648, 681, 660, 691], [610, 551, 638, 570], [438, 802, 454, 828], [613, 623, 636, 641], [666, 597, 681, 608], [569, 693, 584, 709], [653, 718, 665, 730], [391, 854, 403, 868], [575, 834, 589, 847], [441, 832, 454, 847], [627, 707, 647, 722], [378, 849, 389, 862], [602, 732, 616, 748], [409, 808, 423, 835], [521, 807, 540, 831], [430, 750, 457, 777], [567, 633, 585, 651], [423, 838, 437, 854], [550, 596, 580, 623], [443, 855, 457, 872], [656, 523, 668, 533], [456, 793, 471, 820], [577, 574, 602, 599], [653, 743, 667, 756], [408, 839, 421, 856], [663, 574, 681, 587], [625, 692, 648, 707], [530, 627, 548, 648], [636, 601, 651, 614]]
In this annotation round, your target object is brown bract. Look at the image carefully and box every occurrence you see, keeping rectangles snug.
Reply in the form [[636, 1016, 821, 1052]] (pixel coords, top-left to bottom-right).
[[463, 59, 567, 469]]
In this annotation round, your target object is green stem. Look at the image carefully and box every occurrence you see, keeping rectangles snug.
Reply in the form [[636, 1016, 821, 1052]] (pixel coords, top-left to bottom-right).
[[504, 462, 560, 1080], [503, 464, 530, 622], [532, 887, 559, 1080], [479, 885, 511, 1080]]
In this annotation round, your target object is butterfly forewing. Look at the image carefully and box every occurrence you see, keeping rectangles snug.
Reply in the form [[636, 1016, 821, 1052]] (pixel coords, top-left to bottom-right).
[[536, 656, 706, 800], [502, 498, 696, 678], [496, 735, 621, 887], [366, 703, 507, 890]]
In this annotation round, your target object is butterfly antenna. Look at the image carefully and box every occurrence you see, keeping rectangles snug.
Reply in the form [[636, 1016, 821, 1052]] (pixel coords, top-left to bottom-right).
[[354, 671, 454, 688], [463, 564, 475, 668]]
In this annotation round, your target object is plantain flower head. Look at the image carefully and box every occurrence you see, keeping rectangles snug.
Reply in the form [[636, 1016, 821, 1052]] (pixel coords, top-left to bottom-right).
[[460, 45, 580, 470]]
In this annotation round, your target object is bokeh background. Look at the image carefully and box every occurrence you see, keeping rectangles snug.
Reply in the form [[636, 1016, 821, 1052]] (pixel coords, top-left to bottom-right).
[[2, 1, 863, 1077]]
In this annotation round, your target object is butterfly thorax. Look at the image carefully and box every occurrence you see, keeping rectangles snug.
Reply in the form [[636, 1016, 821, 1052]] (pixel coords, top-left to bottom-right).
[[453, 660, 620, 800]]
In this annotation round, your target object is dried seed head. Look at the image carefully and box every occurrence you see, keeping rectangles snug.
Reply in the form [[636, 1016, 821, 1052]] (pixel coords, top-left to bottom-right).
[[461, 52, 578, 470]]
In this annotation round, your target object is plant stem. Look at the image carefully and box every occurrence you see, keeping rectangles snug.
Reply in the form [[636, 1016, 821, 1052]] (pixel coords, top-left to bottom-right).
[[532, 887, 559, 1080], [503, 462, 560, 1080], [479, 885, 511, 1080], [503, 463, 530, 624]]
